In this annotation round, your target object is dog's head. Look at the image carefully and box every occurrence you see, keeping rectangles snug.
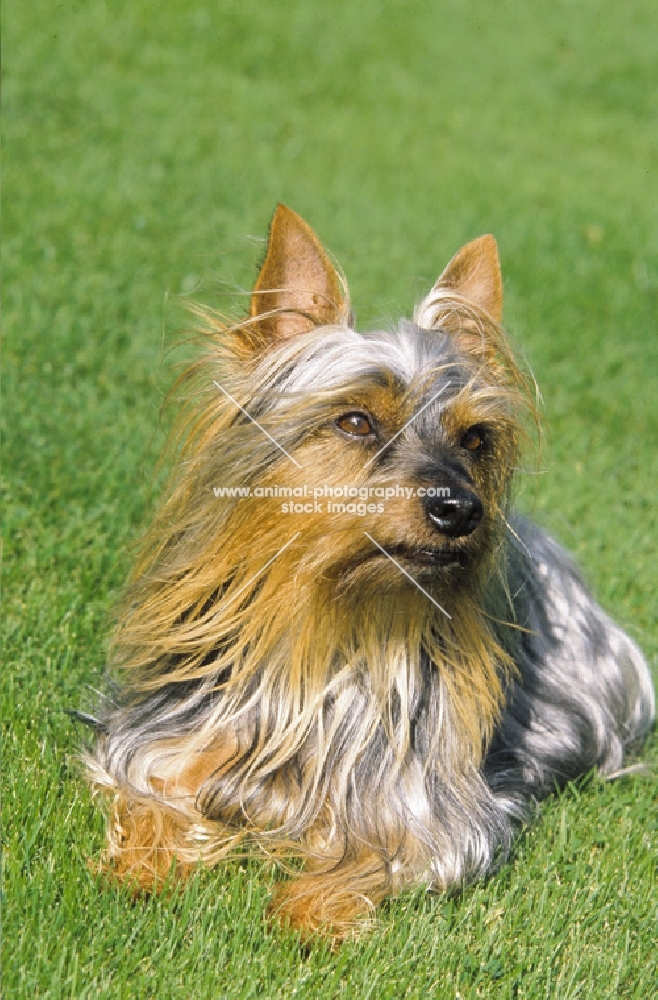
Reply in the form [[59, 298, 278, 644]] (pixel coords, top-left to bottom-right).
[[197, 205, 533, 607]]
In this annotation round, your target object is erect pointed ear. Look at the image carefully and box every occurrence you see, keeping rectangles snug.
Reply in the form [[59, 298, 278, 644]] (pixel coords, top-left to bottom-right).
[[249, 205, 347, 342], [417, 235, 503, 327]]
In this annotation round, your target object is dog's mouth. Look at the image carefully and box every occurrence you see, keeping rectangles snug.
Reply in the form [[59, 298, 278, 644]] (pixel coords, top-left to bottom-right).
[[386, 544, 468, 568], [360, 543, 469, 570]]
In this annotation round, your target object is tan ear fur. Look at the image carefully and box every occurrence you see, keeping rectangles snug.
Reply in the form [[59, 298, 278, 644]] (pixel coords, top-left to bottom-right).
[[433, 235, 503, 323], [250, 204, 345, 341]]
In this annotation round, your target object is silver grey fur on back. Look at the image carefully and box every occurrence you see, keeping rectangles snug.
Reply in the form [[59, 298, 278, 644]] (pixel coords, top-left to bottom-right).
[[485, 518, 654, 815]]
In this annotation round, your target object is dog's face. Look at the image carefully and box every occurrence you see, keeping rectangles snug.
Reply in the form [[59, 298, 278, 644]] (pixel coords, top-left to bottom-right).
[[207, 206, 529, 608]]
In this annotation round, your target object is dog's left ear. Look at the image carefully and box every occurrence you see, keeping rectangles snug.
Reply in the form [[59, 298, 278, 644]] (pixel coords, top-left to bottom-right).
[[249, 204, 347, 343], [416, 235, 503, 327]]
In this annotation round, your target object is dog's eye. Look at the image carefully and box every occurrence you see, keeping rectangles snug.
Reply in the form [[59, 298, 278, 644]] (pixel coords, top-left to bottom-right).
[[461, 426, 486, 452], [336, 412, 374, 437]]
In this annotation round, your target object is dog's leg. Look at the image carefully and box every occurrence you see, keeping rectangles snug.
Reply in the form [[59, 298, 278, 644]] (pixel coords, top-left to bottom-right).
[[96, 786, 202, 890], [267, 849, 392, 942], [87, 734, 245, 890]]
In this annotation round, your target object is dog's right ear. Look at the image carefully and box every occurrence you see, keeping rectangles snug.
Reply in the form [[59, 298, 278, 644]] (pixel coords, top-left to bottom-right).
[[248, 205, 348, 343]]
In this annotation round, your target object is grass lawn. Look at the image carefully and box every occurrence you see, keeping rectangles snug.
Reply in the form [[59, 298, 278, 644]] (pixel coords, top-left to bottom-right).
[[3, 1, 657, 997]]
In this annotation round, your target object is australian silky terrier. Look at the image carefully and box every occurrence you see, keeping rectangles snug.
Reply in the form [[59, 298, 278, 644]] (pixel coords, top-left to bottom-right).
[[86, 205, 654, 940]]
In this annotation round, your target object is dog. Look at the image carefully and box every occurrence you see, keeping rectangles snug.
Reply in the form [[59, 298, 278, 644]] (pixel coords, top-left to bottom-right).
[[86, 204, 654, 941]]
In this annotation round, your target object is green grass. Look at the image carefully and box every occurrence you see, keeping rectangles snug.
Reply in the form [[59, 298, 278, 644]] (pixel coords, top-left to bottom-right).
[[3, 1, 657, 997]]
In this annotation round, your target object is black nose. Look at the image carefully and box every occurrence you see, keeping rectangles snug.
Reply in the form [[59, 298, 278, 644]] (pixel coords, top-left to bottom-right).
[[424, 489, 483, 538]]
